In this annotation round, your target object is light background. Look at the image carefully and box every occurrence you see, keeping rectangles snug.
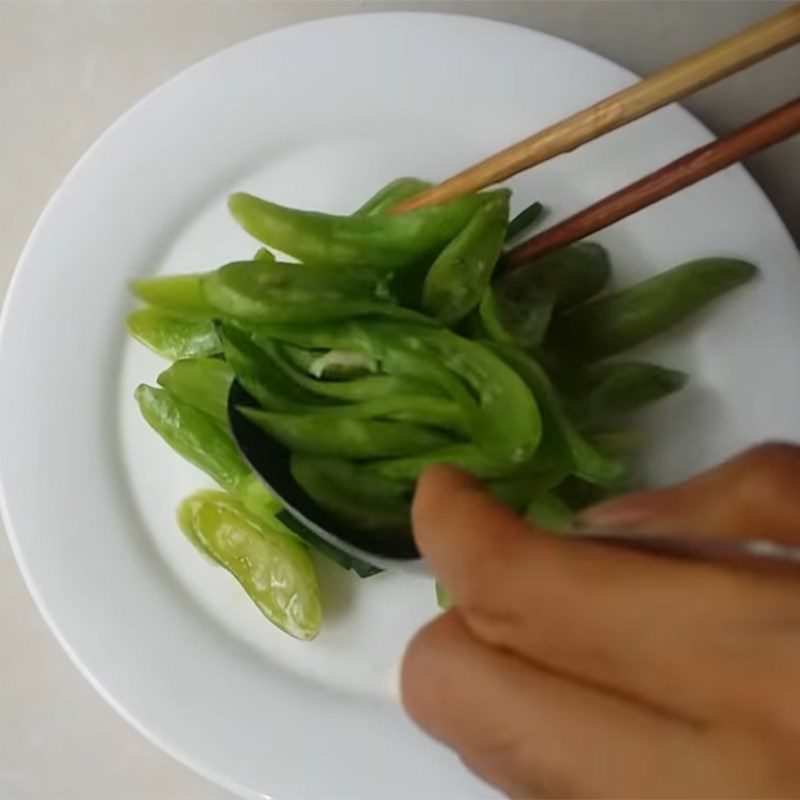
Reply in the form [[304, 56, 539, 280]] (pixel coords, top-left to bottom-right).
[[0, 2, 797, 797]]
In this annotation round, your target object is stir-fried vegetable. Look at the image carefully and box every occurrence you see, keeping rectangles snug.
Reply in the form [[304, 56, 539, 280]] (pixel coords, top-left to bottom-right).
[[177, 491, 321, 640], [128, 177, 756, 639]]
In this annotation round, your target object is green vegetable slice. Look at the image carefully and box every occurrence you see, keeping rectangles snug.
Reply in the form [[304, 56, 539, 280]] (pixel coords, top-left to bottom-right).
[[549, 257, 756, 361], [131, 274, 214, 317], [485, 342, 625, 486], [422, 190, 510, 325], [354, 177, 432, 216], [127, 308, 220, 360], [241, 407, 453, 459], [178, 491, 321, 640], [157, 358, 233, 425], [565, 361, 688, 431], [228, 191, 486, 271]]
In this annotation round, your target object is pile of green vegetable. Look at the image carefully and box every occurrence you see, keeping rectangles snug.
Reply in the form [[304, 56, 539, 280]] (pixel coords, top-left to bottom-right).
[[128, 176, 756, 640]]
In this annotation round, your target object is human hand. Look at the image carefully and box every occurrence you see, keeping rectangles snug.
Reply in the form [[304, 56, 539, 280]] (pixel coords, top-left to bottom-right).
[[402, 445, 800, 798]]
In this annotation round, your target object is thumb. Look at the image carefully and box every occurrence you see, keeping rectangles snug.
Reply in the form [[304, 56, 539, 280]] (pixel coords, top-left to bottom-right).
[[412, 464, 539, 594]]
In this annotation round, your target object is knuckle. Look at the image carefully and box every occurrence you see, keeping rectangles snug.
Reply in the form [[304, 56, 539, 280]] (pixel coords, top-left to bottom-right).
[[740, 442, 800, 468], [457, 540, 527, 639], [492, 737, 583, 800], [400, 614, 459, 723], [460, 542, 512, 605], [460, 745, 546, 799], [459, 534, 573, 649], [462, 604, 523, 649], [735, 443, 800, 495]]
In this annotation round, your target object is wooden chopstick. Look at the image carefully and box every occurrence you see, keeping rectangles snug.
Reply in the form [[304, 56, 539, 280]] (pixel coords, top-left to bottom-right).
[[393, 4, 800, 214], [503, 96, 800, 267]]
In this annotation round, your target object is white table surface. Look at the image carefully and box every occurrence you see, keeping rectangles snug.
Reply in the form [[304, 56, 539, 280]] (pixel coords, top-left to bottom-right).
[[1, 2, 798, 797]]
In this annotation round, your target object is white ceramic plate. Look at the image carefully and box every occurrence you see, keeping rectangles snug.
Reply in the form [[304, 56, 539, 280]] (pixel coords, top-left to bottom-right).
[[1, 12, 799, 799]]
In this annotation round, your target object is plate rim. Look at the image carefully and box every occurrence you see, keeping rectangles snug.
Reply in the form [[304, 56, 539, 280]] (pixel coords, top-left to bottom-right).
[[1, 11, 798, 797]]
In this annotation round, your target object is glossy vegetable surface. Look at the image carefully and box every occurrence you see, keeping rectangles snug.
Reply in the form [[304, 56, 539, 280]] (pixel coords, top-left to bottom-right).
[[202, 260, 424, 324], [128, 179, 756, 639], [478, 243, 612, 351], [131, 274, 214, 317], [135, 384, 250, 496], [422, 190, 510, 325], [565, 361, 688, 431], [157, 358, 233, 425], [354, 177, 433, 216], [127, 308, 220, 360], [549, 257, 756, 360], [228, 191, 486, 271], [177, 491, 321, 640]]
